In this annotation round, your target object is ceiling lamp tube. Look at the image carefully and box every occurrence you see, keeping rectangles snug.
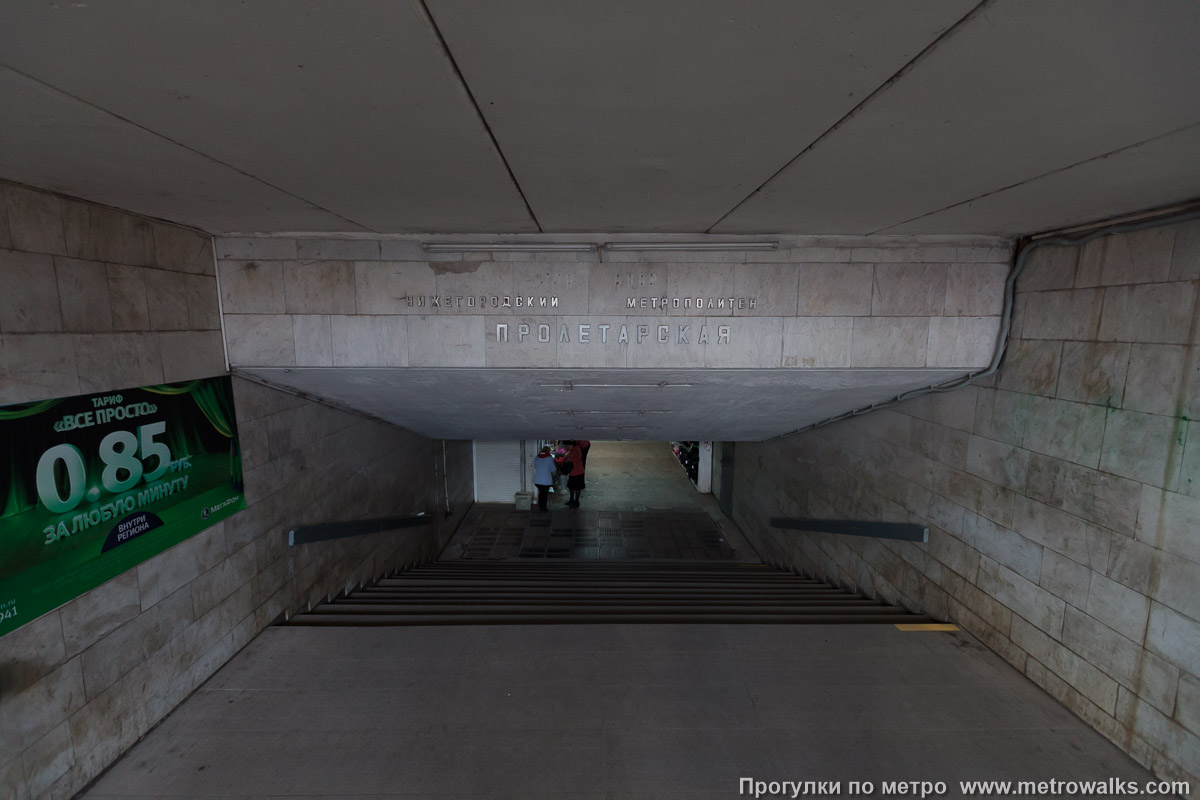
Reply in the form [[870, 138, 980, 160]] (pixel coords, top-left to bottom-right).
[[423, 243, 597, 253], [602, 241, 778, 251]]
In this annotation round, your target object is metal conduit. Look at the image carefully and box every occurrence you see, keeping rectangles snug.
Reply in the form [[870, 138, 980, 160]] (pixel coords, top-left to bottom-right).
[[766, 203, 1200, 442]]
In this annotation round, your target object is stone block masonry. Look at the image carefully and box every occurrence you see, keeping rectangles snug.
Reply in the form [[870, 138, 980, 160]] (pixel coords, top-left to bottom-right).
[[734, 218, 1200, 795], [0, 183, 224, 404], [214, 236, 1012, 371], [0, 184, 474, 799]]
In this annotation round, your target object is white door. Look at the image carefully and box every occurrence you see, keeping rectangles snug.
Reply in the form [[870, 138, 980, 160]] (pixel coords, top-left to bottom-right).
[[473, 440, 523, 502]]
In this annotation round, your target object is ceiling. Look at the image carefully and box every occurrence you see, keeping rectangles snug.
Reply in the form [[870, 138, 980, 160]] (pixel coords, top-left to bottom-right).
[[241, 367, 968, 441], [2, 0, 1198, 237]]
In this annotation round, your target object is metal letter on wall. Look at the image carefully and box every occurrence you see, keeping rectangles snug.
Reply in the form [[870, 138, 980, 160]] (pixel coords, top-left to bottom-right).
[[0, 376, 246, 638]]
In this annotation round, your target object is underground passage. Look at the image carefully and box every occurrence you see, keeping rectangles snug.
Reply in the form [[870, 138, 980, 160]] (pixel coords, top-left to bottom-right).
[[1, 3, 1199, 798]]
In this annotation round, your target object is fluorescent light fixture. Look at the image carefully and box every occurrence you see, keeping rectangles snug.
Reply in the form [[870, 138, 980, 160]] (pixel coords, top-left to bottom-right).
[[538, 383, 694, 389], [423, 243, 597, 253], [602, 241, 777, 251], [543, 410, 671, 415]]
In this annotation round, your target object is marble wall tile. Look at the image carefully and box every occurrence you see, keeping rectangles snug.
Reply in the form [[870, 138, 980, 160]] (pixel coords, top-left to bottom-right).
[[183, 274, 220, 330], [5, 184, 67, 255], [62, 201, 154, 266], [1017, 288, 1103, 341], [144, 268, 190, 331], [1087, 572, 1151, 644], [1122, 344, 1195, 417], [296, 239, 380, 261], [796, 263, 873, 316], [158, 331, 226, 382], [54, 257, 112, 332], [0, 249, 60, 332], [872, 263, 947, 316], [216, 238, 297, 260], [1135, 486, 1200, 564], [1077, 228, 1175, 287], [330, 315, 409, 367], [1039, 549, 1092, 608], [945, 262, 1008, 315], [1020, 245, 1077, 292], [283, 260, 356, 314], [106, 264, 150, 331], [292, 315, 333, 367], [1169, 219, 1200, 280], [433, 261, 514, 315], [926, 316, 1000, 368], [782, 317, 852, 368], [588, 262, 666, 316], [1098, 282, 1196, 344], [735, 263, 799, 316], [704, 316, 782, 368], [664, 263, 735, 318], [1024, 453, 1141, 536], [1056, 341, 1129, 407], [58, 573, 140, 659], [512, 261, 590, 315], [0, 334, 78, 404], [73, 332, 164, 391], [1068, 608, 1180, 716], [1100, 408, 1184, 489], [224, 315, 296, 367], [486, 314, 560, 367], [996, 338, 1062, 396], [551, 315, 624, 368], [1012, 495, 1094, 565], [152, 223, 214, 275], [407, 315, 484, 367], [1022, 396, 1106, 468], [354, 260, 438, 314], [850, 317, 928, 368], [966, 434, 1030, 492], [626, 316, 709, 368], [976, 555, 1065, 637], [218, 260, 285, 314]]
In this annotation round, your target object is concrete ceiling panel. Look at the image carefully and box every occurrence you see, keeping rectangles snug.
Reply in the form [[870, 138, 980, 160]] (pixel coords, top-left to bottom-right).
[[0, 0, 537, 233], [426, 0, 976, 232], [240, 367, 966, 441], [714, 0, 1200, 235], [884, 124, 1200, 235], [0, 68, 365, 233]]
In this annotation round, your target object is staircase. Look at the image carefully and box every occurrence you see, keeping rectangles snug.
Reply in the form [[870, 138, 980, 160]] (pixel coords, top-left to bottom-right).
[[290, 561, 934, 626]]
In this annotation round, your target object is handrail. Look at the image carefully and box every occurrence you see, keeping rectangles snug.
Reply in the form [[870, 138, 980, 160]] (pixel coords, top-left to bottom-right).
[[288, 513, 433, 546]]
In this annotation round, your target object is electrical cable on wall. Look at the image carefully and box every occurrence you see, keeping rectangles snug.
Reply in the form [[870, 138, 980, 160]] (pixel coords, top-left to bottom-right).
[[766, 203, 1200, 442]]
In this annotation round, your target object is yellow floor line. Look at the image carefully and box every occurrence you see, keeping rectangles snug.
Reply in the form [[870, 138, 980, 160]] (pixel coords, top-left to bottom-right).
[[894, 623, 960, 631]]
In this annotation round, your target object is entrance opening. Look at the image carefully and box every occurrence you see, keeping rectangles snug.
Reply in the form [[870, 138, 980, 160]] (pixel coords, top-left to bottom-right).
[[451, 440, 756, 562]]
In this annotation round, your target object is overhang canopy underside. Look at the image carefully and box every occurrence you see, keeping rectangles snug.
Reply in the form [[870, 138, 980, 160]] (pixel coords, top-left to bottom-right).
[[239, 367, 969, 441]]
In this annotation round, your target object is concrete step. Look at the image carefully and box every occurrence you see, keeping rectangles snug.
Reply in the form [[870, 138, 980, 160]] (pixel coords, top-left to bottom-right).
[[289, 611, 935, 626], [293, 559, 925, 626]]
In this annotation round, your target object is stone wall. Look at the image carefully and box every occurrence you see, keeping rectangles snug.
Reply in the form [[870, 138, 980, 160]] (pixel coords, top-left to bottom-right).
[[213, 235, 1012, 371], [734, 220, 1200, 791], [0, 182, 224, 404], [0, 185, 469, 799]]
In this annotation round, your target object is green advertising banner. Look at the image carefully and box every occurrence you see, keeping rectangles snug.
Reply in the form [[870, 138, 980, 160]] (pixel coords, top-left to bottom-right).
[[0, 376, 245, 638]]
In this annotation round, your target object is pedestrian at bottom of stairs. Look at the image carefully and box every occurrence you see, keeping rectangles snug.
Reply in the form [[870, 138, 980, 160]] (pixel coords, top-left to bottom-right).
[[532, 445, 556, 512]]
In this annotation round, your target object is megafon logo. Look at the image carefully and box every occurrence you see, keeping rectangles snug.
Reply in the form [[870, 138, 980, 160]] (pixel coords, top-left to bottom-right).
[[202, 496, 241, 521]]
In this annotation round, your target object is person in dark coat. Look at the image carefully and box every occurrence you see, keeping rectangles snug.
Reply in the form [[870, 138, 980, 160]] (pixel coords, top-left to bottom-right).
[[564, 441, 585, 507]]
